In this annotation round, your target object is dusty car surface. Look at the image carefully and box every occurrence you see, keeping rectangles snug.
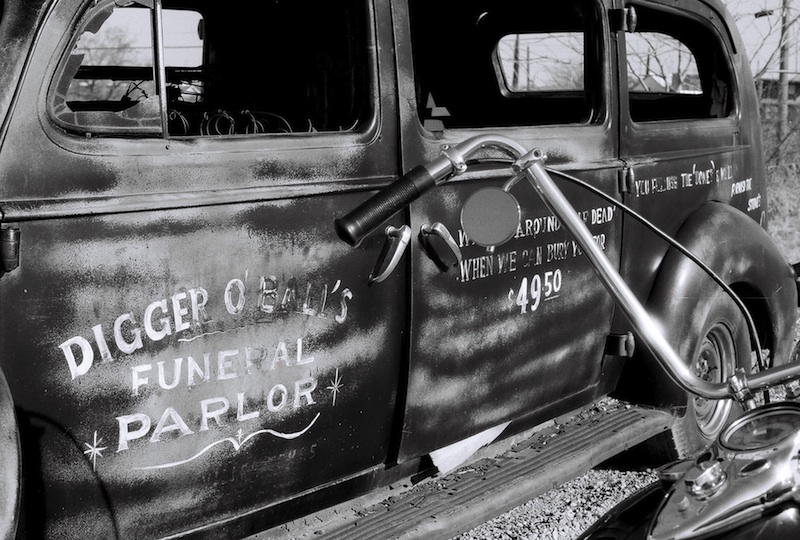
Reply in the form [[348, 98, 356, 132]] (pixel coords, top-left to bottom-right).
[[0, 0, 796, 538]]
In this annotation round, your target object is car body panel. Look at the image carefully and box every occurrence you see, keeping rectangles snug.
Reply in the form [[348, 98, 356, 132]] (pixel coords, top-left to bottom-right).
[[0, 0, 794, 537], [0, 0, 406, 537]]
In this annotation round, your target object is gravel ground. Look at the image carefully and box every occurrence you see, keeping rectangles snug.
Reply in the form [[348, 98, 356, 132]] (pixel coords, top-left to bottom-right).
[[451, 467, 658, 540]]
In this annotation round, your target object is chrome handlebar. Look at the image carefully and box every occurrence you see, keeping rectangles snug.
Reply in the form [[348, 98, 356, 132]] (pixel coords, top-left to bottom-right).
[[334, 135, 529, 246], [334, 135, 800, 403]]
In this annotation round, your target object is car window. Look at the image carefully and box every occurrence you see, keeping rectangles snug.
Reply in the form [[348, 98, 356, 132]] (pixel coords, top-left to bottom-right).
[[625, 4, 733, 121], [627, 33, 701, 95], [409, 0, 604, 130], [49, 0, 370, 138], [496, 33, 585, 93]]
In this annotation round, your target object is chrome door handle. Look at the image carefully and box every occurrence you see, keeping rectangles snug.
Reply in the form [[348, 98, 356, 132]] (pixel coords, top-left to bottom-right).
[[369, 225, 411, 284], [419, 222, 462, 271]]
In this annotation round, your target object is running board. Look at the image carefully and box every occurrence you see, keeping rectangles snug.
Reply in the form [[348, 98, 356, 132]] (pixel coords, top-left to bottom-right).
[[264, 403, 673, 540]]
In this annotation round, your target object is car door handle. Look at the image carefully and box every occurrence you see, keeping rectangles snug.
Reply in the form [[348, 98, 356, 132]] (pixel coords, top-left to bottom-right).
[[369, 225, 412, 284], [419, 222, 462, 272]]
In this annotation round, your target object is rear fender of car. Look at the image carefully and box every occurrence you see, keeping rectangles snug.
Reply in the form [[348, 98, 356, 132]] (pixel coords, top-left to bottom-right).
[[615, 201, 797, 408]]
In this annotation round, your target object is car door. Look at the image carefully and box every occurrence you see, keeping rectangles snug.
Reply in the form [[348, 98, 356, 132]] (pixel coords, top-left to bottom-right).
[[393, 0, 626, 461], [616, 0, 758, 297], [0, 0, 404, 538], [612, 0, 778, 447]]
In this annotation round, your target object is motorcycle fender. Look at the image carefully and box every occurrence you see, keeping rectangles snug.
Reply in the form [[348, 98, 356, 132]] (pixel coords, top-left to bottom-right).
[[580, 481, 800, 540]]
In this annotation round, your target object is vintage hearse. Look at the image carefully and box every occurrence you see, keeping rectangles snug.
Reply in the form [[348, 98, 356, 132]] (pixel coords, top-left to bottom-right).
[[0, 0, 797, 538]]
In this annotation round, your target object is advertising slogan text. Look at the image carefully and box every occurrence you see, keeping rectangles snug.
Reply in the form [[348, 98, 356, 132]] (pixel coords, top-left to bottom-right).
[[455, 204, 614, 315]]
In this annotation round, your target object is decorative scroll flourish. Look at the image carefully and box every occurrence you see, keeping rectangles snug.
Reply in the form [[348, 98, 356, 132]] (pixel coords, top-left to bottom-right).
[[133, 412, 321, 471]]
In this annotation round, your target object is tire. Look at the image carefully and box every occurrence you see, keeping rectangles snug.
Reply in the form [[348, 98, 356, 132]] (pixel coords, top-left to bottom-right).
[[647, 289, 752, 460]]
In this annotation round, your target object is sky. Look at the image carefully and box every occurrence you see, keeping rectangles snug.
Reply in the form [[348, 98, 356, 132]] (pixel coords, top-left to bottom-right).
[[726, 0, 800, 79]]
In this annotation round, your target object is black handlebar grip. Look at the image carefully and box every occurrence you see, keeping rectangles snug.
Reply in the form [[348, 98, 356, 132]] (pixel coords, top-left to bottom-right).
[[334, 165, 435, 246]]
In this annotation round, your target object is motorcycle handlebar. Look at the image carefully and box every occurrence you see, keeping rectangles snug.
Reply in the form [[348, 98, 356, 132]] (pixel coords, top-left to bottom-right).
[[334, 165, 436, 246], [334, 135, 529, 246], [334, 134, 800, 403]]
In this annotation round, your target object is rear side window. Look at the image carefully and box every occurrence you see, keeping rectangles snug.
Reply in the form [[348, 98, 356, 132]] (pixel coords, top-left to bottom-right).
[[50, 0, 371, 137], [625, 5, 733, 121], [496, 33, 585, 93], [627, 33, 701, 95], [409, 0, 605, 130]]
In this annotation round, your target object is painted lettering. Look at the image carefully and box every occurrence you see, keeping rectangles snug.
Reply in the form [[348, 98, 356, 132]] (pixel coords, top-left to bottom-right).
[[144, 299, 172, 342], [157, 358, 182, 390], [189, 287, 210, 325], [257, 277, 347, 321], [114, 313, 144, 355], [92, 324, 114, 364], [547, 241, 570, 262], [335, 288, 352, 324], [116, 378, 320, 452], [171, 292, 190, 333], [237, 392, 259, 422], [60, 335, 94, 380], [280, 278, 297, 312], [130, 340, 315, 395], [515, 215, 561, 239], [294, 378, 317, 408], [217, 350, 239, 380], [636, 163, 733, 198], [295, 338, 314, 365], [116, 413, 151, 451], [457, 229, 474, 248], [62, 279, 348, 381], [591, 206, 614, 225], [132, 364, 152, 395], [150, 407, 193, 442], [459, 255, 495, 282], [224, 279, 246, 315], [595, 233, 607, 250], [520, 246, 543, 268], [187, 354, 211, 386], [569, 234, 607, 258], [731, 178, 753, 196], [495, 251, 518, 274], [717, 164, 733, 183], [270, 342, 290, 370], [268, 384, 288, 411], [258, 276, 278, 314], [200, 397, 230, 431], [747, 193, 762, 211], [514, 268, 563, 314]]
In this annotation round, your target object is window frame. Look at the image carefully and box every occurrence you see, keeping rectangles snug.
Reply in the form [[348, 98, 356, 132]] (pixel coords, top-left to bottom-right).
[[408, 0, 607, 131], [48, 0, 163, 137], [47, 0, 378, 141], [625, 31, 703, 95], [493, 31, 587, 96], [622, 1, 738, 124]]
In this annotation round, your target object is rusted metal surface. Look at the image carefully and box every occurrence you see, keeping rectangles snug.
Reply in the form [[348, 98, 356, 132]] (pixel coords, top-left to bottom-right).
[[0, 0, 407, 536], [399, 172, 623, 460], [0, 0, 796, 538], [4, 198, 405, 539], [392, 0, 627, 460]]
